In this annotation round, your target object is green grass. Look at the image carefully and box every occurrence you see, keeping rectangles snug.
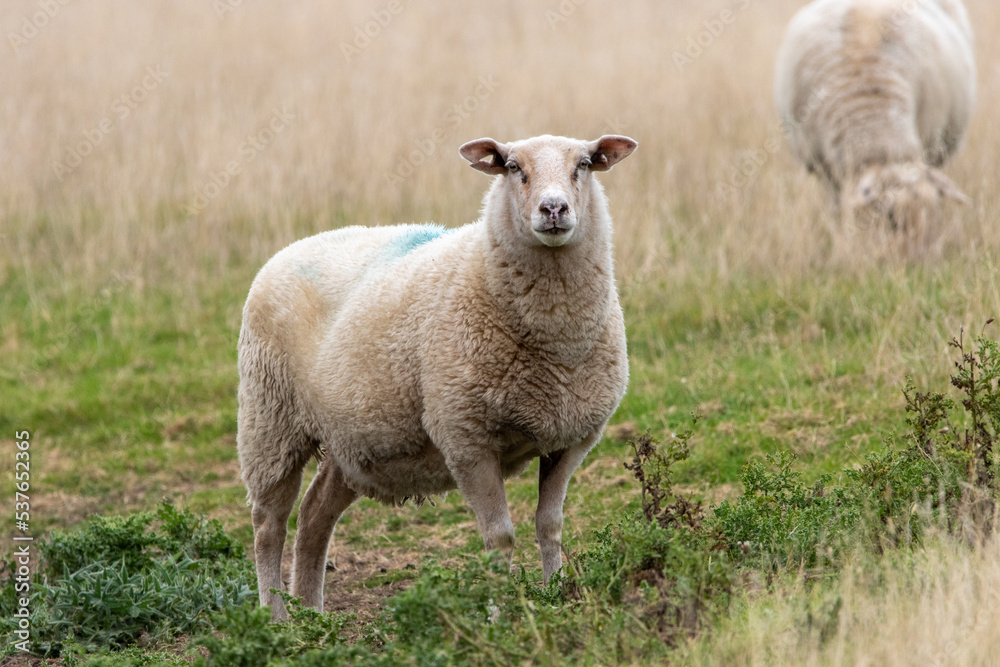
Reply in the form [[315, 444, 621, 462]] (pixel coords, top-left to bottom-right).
[[0, 276, 248, 532], [2, 255, 998, 664], [0, 260, 979, 538]]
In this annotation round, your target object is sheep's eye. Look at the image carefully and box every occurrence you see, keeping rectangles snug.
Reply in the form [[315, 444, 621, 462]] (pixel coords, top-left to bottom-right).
[[578, 158, 591, 171], [505, 161, 520, 173]]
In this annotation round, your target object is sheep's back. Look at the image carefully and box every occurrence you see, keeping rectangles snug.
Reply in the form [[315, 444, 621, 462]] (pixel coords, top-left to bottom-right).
[[243, 224, 451, 348], [775, 0, 975, 174]]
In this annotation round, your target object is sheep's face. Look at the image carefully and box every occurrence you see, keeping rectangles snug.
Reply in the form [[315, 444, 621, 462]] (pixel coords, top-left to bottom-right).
[[460, 135, 637, 248], [848, 162, 970, 230]]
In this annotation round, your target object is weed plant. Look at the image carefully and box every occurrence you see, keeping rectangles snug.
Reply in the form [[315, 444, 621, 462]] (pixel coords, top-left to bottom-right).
[[0, 502, 255, 657]]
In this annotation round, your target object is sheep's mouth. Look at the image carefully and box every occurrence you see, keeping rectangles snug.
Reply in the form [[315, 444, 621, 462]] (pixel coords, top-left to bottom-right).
[[533, 221, 572, 235], [531, 220, 576, 247]]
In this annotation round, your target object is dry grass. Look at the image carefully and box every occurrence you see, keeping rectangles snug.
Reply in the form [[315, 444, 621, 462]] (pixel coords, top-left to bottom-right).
[[683, 528, 1000, 667], [3, 0, 999, 296], [3, 1, 998, 410]]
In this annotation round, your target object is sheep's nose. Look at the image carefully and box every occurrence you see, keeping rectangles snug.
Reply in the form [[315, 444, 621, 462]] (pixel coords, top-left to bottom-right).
[[539, 197, 569, 221]]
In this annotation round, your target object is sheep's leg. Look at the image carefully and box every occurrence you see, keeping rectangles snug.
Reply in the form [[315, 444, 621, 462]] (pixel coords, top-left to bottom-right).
[[252, 467, 304, 621], [536, 437, 597, 583], [453, 455, 515, 567], [292, 459, 357, 611]]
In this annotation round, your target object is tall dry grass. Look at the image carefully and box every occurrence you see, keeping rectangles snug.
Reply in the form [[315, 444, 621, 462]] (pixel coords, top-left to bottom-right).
[[683, 528, 1000, 666], [4, 0, 999, 299]]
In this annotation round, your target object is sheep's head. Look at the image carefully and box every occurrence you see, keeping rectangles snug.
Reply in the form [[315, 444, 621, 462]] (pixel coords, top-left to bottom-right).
[[459, 134, 637, 247], [847, 162, 970, 230]]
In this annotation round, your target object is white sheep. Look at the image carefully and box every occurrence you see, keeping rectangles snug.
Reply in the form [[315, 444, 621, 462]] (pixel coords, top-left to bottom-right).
[[237, 134, 637, 619], [775, 0, 975, 228]]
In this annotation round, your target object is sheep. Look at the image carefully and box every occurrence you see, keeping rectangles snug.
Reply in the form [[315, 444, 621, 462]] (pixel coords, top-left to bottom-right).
[[237, 134, 637, 620], [775, 0, 975, 231]]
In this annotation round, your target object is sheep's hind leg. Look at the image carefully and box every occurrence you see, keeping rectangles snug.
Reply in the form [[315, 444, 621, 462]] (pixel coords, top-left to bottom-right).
[[252, 468, 305, 621], [291, 459, 358, 611]]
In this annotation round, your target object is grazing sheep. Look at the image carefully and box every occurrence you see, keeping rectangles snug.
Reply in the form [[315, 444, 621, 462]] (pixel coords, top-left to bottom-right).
[[237, 134, 637, 619], [775, 0, 975, 229]]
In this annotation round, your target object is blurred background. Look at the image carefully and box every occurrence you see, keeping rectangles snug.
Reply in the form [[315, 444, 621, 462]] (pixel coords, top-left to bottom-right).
[[2, 0, 1000, 529], [3, 0, 996, 296]]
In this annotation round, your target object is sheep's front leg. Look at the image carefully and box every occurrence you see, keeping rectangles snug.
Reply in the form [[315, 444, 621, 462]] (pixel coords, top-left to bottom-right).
[[292, 460, 357, 612], [452, 455, 515, 567], [537, 436, 598, 583]]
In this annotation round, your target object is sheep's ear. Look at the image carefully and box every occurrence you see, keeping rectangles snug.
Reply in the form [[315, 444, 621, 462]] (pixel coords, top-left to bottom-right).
[[851, 170, 882, 208], [459, 138, 510, 175], [587, 135, 637, 172], [928, 168, 971, 205]]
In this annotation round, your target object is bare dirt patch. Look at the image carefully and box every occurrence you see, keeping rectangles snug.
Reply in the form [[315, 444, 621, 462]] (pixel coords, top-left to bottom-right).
[[263, 542, 433, 641], [322, 549, 424, 622]]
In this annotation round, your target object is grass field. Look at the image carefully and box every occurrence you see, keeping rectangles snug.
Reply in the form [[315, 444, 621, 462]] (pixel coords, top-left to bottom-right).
[[3, 0, 1000, 664]]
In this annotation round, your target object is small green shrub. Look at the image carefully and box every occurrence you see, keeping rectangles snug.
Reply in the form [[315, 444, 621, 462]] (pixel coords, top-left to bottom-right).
[[196, 556, 569, 667], [573, 427, 733, 646], [371, 551, 673, 666], [41, 512, 163, 576], [61, 643, 190, 666], [155, 502, 247, 561], [715, 326, 1000, 571], [948, 325, 1000, 488], [713, 451, 855, 568], [0, 502, 256, 657], [195, 599, 354, 667]]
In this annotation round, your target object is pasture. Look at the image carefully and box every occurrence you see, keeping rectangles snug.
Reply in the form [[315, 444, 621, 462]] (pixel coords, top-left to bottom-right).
[[2, 0, 1000, 663]]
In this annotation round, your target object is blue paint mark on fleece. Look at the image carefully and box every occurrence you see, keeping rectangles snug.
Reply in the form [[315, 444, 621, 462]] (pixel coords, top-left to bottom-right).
[[296, 262, 322, 281], [385, 224, 450, 258]]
